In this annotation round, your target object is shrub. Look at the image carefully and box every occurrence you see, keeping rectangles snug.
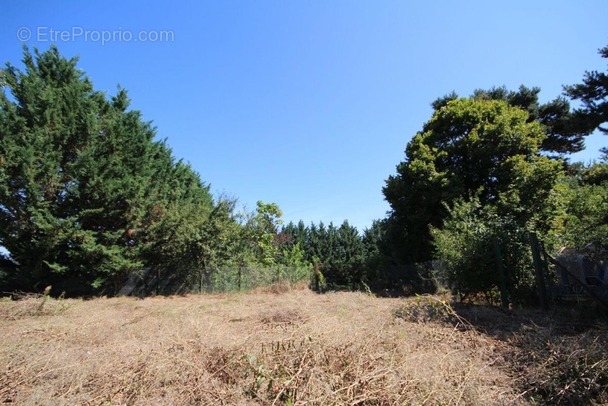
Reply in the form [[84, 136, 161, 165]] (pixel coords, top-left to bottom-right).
[[433, 198, 538, 304]]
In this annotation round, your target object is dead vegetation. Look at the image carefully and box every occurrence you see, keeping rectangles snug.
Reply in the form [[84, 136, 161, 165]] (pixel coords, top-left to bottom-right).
[[0, 288, 606, 405]]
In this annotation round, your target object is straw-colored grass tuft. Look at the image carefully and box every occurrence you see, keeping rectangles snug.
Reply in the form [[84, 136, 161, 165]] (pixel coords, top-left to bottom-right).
[[1, 288, 605, 405]]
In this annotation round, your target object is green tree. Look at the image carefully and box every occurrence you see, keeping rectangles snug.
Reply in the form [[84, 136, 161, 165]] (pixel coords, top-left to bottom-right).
[[558, 162, 608, 260], [361, 219, 388, 285], [564, 45, 608, 155], [280, 220, 308, 251], [0, 47, 214, 295], [247, 201, 283, 267], [433, 85, 595, 155], [432, 197, 541, 303], [277, 220, 311, 271], [137, 158, 215, 293], [297, 220, 365, 290], [333, 220, 366, 288], [383, 98, 563, 265], [432, 198, 500, 300]]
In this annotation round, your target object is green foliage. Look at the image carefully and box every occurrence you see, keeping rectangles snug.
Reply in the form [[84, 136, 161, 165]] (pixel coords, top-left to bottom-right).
[[279, 219, 375, 291], [432, 199, 500, 300], [6, 45, 604, 301], [435, 85, 595, 155], [329, 220, 366, 288], [302, 220, 366, 290], [558, 163, 608, 261], [384, 97, 564, 301], [0, 253, 15, 289], [361, 219, 391, 285], [386, 47, 608, 302], [564, 45, 608, 142], [432, 199, 537, 302], [243, 201, 284, 267], [384, 98, 562, 265], [188, 201, 313, 293], [0, 46, 214, 295], [279, 242, 310, 272]]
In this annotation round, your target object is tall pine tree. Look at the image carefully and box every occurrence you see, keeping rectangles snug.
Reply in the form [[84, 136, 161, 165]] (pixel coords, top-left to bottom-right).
[[564, 45, 608, 156]]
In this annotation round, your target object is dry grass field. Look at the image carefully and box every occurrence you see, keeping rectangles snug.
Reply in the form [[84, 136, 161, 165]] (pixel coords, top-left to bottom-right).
[[1, 284, 607, 405]]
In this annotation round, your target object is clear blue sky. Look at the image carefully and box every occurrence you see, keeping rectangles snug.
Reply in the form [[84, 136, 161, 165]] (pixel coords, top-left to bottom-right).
[[1, 1, 607, 230]]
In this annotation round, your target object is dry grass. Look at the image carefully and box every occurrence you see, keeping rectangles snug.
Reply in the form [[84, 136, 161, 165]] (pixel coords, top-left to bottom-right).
[[0, 289, 605, 405]]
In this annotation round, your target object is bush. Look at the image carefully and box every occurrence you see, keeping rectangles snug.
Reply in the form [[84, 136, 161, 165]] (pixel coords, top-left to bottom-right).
[[433, 200, 501, 301], [433, 199, 538, 304]]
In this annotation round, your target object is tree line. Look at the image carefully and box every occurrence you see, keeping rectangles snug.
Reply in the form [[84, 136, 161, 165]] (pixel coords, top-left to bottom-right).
[[381, 45, 608, 302], [0, 45, 607, 299]]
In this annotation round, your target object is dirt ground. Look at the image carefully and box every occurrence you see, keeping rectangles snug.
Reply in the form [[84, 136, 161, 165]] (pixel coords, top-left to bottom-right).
[[1, 285, 606, 405]]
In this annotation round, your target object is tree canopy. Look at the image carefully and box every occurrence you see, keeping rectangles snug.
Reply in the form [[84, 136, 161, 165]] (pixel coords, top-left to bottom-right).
[[432, 85, 595, 155], [383, 98, 563, 264], [1, 44, 606, 300], [564, 45, 608, 156], [0, 46, 214, 294]]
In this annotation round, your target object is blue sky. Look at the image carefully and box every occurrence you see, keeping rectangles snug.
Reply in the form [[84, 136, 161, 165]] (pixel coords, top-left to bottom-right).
[[1, 1, 607, 231]]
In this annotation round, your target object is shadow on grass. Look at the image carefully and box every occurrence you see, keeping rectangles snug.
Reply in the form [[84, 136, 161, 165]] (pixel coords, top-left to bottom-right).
[[392, 293, 608, 405], [449, 301, 608, 405]]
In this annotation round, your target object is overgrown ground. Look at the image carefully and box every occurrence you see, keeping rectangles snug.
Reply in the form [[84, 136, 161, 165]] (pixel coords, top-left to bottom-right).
[[1, 285, 607, 405]]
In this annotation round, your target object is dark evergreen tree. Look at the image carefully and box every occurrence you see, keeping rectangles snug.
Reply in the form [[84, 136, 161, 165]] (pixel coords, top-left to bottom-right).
[[0, 47, 214, 295], [305, 222, 324, 264], [285, 220, 308, 250], [564, 45, 608, 155], [293, 220, 366, 290], [334, 220, 365, 287], [361, 219, 391, 286]]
